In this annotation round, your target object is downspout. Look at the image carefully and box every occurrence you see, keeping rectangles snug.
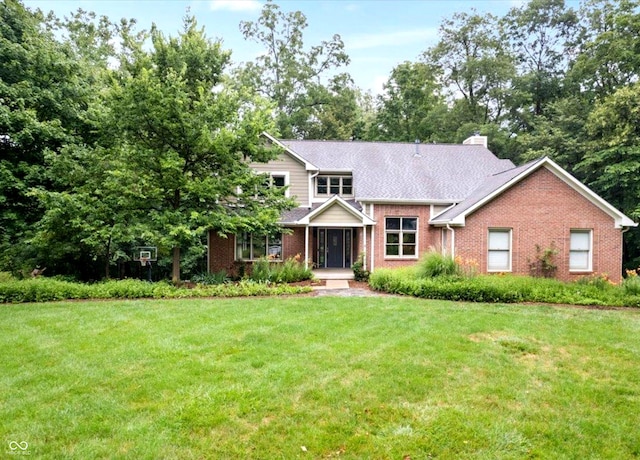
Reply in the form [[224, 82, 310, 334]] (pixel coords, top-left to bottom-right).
[[370, 203, 375, 272], [446, 224, 455, 259]]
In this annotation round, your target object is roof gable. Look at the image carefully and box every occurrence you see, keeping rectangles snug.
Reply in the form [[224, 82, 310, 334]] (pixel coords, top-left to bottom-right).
[[431, 157, 637, 229], [300, 195, 375, 226], [261, 132, 318, 171]]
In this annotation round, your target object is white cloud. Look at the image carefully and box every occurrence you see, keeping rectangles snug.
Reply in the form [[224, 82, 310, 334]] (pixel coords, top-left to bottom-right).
[[210, 0, 263, 12], [346, 28, 438, 51]]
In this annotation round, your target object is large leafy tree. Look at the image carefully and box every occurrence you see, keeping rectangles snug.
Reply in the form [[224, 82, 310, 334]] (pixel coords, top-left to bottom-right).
[[424, 10, 515, 125], [368, 61, 448, 142], [569, 0, 640, 101], [0, 0, 96, 272], [502, 0, 578, 130], [109, 15, 293, 283], [577, 82, 640, 267], [238, 1, 351, 138]]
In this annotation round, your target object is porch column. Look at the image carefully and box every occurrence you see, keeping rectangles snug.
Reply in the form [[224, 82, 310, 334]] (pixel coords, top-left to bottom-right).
[[370, 224, 375, 272], [363, 225, 367, 270], [304, 226, 309, 269]]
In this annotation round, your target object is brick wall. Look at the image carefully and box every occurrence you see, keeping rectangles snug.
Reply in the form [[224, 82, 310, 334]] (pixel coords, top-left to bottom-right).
[[370, 204, 440, 271], [208, 228, 308, 275], [454, 167, 624, 283]]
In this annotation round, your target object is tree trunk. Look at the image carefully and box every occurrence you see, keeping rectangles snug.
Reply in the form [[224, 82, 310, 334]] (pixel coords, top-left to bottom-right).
[[172, 246, 181, 285], [104, 236, 112, 280]]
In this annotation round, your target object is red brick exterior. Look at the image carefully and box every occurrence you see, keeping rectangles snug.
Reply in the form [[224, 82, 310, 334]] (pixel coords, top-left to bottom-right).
[[208, 227, 307, 276], [369, 204, 440, 271], [453, 167, 625, 283], [209, 168, 625, 282]]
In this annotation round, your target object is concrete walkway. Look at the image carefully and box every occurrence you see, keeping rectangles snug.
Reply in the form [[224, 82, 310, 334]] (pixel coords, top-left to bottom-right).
[[311, 279, 388, 297]]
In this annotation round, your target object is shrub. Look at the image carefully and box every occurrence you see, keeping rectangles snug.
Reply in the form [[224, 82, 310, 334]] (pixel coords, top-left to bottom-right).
[[0, 272, 15, 283], [416, 250, 460, 278], [528, 244, 558, 278], [250, 257, 271, 282], [352, 254, 370, 282], [248, 255, 313, 283], [270, 256, 313, 283], [0, 277, 312, 303], [369, 268, 639, 307], [191, 271, 230, 285], [624, 270, 640, 296]]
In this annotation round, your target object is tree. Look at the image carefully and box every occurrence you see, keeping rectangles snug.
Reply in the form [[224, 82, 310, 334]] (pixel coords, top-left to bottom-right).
[[424, 10, 515, 125], [368, 61, 448, 142], [502, 0, 578, 129], [238, 1, 350, 138], [577, 82, 640, 267], [108, 15, 294, 283], [569, 0, 640, 101], [0, 0, 96, 273]]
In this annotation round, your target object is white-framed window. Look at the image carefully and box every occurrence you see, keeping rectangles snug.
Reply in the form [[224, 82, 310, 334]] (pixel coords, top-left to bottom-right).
[[488, 229, 512, 272], [385, 217, 417, 258], [236, 233, 282, 261], [570, 229, 592, 271], [316, 175, 353, 196], [260, 172, 289, 198]]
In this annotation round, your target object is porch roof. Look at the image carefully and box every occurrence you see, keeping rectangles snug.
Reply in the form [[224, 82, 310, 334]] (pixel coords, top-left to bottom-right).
[[279, 196, 375, 227]]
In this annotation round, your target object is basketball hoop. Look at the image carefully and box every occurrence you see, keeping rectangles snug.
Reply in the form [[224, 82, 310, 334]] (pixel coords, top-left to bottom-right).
[[140, 257, 149, 267]]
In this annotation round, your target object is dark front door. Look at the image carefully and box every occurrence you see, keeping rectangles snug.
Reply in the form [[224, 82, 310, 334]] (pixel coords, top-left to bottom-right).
[[326, 229, 344, 268]]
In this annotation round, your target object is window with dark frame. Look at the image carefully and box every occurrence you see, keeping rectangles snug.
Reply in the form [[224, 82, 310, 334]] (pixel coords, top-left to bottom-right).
[[316, 175, 354, 196], [236, 232, 283, 261], [385, 217, 417, 257]]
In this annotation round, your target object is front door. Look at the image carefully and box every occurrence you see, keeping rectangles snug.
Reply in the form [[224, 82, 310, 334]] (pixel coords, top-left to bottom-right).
[[326, 229, 344, 268]]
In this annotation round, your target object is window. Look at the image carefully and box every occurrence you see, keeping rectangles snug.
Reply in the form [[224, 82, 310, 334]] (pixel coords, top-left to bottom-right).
[[385, 217, 417, 257], [488, 229, 511, 271], [316, 176, 353, 196], [236, 233, 282, 261], [272, 175, 286, 188], [570, 230, 592, 271], [266, 172, 289, 197]]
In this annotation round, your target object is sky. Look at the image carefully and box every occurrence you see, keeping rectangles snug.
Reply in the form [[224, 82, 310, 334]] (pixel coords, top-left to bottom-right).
[[22, 0, 550, 94]]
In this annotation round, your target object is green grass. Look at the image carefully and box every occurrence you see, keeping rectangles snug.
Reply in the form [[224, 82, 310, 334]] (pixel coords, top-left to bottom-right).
[[2, 297, 640, 458]]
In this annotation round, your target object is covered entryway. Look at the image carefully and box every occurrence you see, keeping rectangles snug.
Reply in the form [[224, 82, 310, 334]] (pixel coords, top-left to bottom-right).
[[297, 195, 376, 271], [317, 228, 353, 268]]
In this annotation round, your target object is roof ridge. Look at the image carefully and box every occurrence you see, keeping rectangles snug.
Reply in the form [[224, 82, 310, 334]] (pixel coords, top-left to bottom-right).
[[281, 139, 489, 148]]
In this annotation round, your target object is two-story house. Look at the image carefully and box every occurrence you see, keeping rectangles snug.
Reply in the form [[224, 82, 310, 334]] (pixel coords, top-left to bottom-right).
[[208, 133, 636, 283]]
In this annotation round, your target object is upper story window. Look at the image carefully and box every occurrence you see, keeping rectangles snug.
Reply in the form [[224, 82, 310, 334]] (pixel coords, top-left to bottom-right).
[[257, 172, 289, 198], [316, 175, 353, 197]]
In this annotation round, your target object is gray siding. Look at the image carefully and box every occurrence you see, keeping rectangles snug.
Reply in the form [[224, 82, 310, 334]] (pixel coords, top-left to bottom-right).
[[250, 152, 309, 205]]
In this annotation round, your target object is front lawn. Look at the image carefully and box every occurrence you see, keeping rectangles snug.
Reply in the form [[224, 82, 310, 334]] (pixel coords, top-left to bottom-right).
[[2, 297, 640, 458]]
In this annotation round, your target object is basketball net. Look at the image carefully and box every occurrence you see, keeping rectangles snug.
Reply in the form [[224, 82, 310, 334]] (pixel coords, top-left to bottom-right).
[[140, 257, 149, 267]]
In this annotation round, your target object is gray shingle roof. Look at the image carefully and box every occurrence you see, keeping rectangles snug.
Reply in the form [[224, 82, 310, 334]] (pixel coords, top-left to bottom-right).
[[430, 158, 545, 223], [280, 139, 514, 201]]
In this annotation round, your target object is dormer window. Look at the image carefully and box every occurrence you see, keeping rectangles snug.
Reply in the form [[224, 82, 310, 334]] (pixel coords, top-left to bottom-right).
[[316, 175, 353, 196]]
